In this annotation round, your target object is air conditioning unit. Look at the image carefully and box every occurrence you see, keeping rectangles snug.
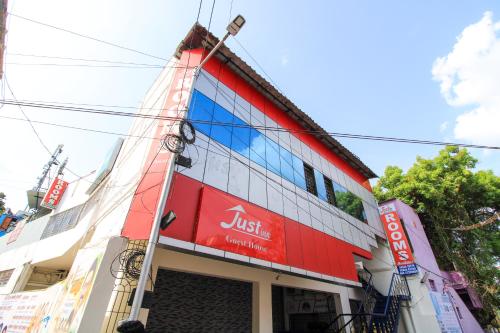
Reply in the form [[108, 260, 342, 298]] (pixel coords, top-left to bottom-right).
[[355, 261, 364, 271]]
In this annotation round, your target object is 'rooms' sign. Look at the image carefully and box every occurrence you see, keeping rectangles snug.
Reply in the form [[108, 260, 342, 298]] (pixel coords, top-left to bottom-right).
[[379, 203, 417, 271]]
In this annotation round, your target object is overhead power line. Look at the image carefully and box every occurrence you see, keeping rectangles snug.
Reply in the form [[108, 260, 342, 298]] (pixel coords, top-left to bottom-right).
[[7, 52, 165, 67], [6, 62, 166, 69], [3, 79, 90, 181], [8, 12, 168, 61], [1, 99, 498, 150]]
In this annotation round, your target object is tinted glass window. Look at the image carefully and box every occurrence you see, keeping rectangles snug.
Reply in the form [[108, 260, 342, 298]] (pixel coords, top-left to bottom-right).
[[210, 103, 233, 147], [231, 115, 250, 159], [333, 182, 367, 222], [249, 128, 266, 169], [292, 154, 306, 190], [304, 163, 317, 196], [266, 137, 281, 176], [279, 146, 295, 184], [314, 169, 328, 201], [189, 90, 214, 136], [324, 176, 336, 206]]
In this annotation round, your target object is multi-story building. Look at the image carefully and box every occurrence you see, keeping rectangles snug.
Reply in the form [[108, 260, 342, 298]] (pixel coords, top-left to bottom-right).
[[0, 23, 467, 333]]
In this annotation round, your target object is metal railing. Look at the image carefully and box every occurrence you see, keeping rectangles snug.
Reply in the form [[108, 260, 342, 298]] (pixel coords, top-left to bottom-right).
[[325, 269, 411, 333]]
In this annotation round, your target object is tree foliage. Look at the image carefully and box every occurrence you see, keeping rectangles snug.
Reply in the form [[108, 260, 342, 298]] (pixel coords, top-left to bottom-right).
[[0, 192, 6, 214], [373, 146, 500, 327]]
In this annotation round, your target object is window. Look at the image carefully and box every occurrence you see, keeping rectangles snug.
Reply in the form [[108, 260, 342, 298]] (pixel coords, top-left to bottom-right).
[[210, 103, 234, 147], [189, 90, 214, 137], [41, 204, 85, 239], [333, 182, 367, 223], [279, 146, 295, 184], [314, 169, 328, 201], [292, 154, 306, 190], [324, 176, 337, 206], [429, 279, 437, 291], [0, 269, 14, 287], [266, 136, 281, 176], [303, 163, 317, 195], [231, 115, 250, 159], [249, 128, 266, 168]]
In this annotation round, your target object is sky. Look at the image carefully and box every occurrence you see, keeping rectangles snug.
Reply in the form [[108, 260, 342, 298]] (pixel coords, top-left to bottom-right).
[[1, 0, 499, 211]]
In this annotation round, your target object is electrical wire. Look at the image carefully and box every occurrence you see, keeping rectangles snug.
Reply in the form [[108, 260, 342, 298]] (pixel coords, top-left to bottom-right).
[[2, 98, 498, 150], [4, 77, 93, 182], [6, 62, 166, 69], [6, 52, 167, 67], [8, 12, 168, 61]]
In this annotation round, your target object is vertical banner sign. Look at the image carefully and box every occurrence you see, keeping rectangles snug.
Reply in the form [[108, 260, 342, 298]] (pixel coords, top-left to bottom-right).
[[121, 50, 203, 239], [40, 177, 69, 210], [379, 203, 418, 275]]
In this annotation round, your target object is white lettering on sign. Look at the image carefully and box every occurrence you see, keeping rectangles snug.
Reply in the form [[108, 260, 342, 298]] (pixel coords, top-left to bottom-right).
[[379, 205, 415, 266], [220, 205, 271, 241]]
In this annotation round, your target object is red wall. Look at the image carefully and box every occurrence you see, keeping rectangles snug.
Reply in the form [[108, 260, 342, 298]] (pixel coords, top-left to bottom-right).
[[162, 173, 372, 282], [191, 48, 372, 191]]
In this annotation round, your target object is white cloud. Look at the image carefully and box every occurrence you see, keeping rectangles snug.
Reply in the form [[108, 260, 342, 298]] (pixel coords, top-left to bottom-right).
[[432, 11, 500, 146]]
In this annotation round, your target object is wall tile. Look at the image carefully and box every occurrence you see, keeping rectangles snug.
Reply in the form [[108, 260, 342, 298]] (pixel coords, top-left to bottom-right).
[[203, 148, 229, 192], [248, 161, 268, 209], [195, 70, 218, 100], [228, 157, 250, 201], [215, 81, 235, 112]]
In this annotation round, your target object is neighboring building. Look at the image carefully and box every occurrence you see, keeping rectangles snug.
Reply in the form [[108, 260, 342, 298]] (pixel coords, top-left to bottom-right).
[[382, 198, 484, 333], [0, 23, 471, 333]]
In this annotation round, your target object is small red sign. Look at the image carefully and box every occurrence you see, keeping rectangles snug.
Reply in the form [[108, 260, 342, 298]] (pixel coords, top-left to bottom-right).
[[195, 187, 286, 264], [41, 177, 69, 210], [379, 203, 415, 267]]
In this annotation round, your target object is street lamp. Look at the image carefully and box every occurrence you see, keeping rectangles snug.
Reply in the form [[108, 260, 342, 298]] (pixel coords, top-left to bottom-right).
[[117, 15, 245, 333]]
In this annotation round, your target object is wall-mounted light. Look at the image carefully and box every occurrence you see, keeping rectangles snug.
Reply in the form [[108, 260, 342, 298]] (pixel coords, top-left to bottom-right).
[[160, 210, 176, 230], [420, 271, 430, 284]]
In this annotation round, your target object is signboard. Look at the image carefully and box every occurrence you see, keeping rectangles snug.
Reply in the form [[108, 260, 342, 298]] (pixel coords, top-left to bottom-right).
[[195, 186, 286, 264], [7, 219, 26, 244], [86, 138, 124, 195], [397, 263, 419, 275], [0, 244, 104, 333], [121, 50, 202, 239], [40, 178, 69, 210], [379, 203, 418, 275], [429, 291, 463, 333]]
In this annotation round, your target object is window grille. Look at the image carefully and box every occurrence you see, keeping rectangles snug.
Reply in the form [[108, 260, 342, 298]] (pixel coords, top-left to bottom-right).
[[303, 163, 317, 196], [0, 269, 14, 287], [323, 176, 337, 206], [40, 204, 85, 239]]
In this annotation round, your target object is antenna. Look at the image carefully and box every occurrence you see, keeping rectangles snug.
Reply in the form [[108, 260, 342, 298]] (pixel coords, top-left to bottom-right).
[[33, 144, 63, 191]]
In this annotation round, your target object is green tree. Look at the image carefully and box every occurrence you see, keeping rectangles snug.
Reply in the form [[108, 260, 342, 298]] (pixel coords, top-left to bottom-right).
[[0, 192, 6, 214], [373, 146, 500, 327]]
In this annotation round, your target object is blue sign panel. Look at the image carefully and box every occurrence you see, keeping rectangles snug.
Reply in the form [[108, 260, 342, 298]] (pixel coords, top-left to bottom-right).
[[398, 264, 419, 276]]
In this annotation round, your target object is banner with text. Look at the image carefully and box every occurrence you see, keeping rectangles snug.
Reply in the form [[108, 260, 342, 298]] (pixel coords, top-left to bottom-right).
[[40, 178, 69, 210], [379, 203, 418, 275], [195, 186, 286, 264]]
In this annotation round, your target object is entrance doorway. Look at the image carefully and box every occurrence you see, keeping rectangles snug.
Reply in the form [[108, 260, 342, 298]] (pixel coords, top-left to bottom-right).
[[272, 286, 340, 333], [147, 269, 252, 332]]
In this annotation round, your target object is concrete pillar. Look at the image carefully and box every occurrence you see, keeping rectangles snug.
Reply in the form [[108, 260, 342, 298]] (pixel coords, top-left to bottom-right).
[[336, 288, 352, 331], [252, 280, 273, 333]]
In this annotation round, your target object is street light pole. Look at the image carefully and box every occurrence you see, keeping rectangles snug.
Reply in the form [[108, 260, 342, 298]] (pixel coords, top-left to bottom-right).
[[118, 15, 245, 333]]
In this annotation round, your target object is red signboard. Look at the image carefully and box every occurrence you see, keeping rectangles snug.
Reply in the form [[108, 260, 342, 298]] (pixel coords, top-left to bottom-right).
[[121, 49, 203, 239], [379, 203, 415, 267], [195, 186, 287, 264], [40, 177, 69, 210]]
